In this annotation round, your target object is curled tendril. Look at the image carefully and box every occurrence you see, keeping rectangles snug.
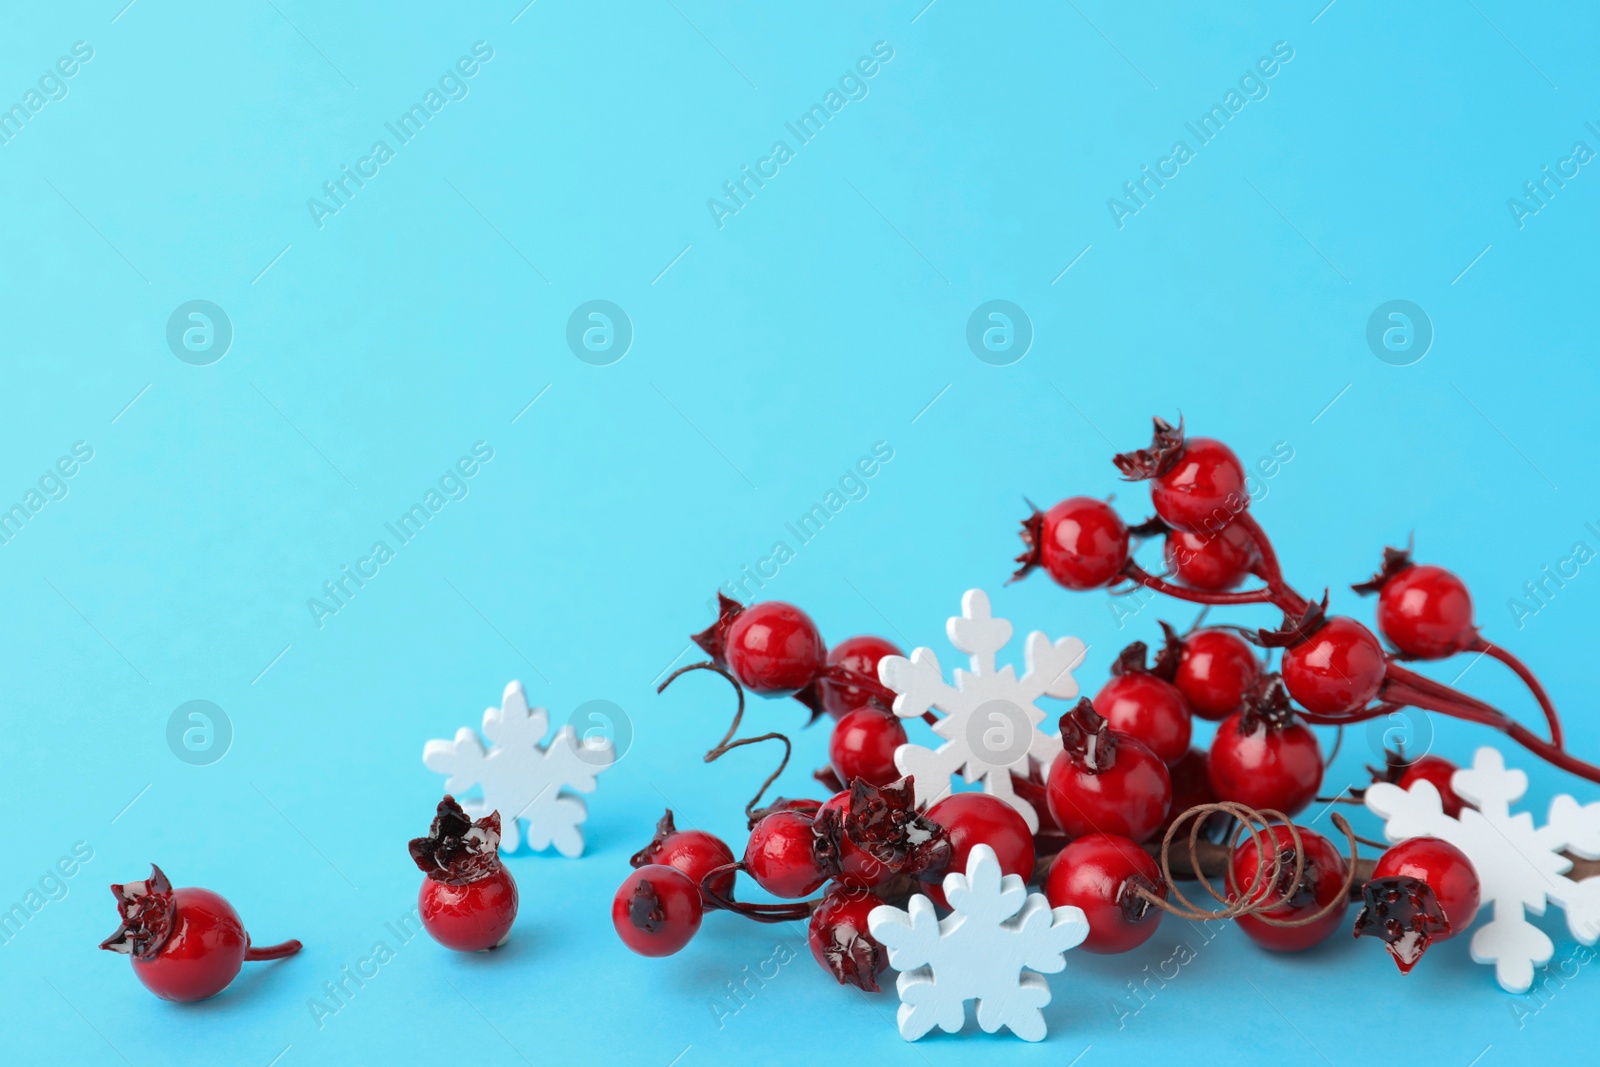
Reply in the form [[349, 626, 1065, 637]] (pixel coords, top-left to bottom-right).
[[658, 661, 793, 824], [1130, 802, 1360, 927]]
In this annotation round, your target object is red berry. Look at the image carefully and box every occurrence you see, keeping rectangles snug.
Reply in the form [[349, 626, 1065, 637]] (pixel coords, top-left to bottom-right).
[[100, 865, 301, 1002], [744, 810, 828, 898], [1355, 837, 1480, 973], [822, 635, 902, 718], [630, 809, 736, 906], [409, 797, 519, 952], [1094, 671, 1192, 766], [613, 865, 704, 957], [1013, 497, 1129, 590], [829, 706, 908, 788], [808, 886, 889, 991], [815, 778, 951, 890], [1175, 629, 1260, 722], [924, 793, 1035, 909], [1282, 616, 1386, 716], [1164, 522, 1257, 591], [1208, 684, 1324, 818], [1151, 437, 1249, 535], [1045, 834, 1167, 954], [1397, 755, 1464, 818], [1377, 565, 1476, 660], [692, 596, 826, 696], [1229, 824, 1348, 952], [1045, 700, 1171, 844]]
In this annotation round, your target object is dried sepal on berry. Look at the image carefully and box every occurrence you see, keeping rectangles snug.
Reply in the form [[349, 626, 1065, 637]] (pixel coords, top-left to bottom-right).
[[1110, 621, 1183, 683], [1352, 541, 1415, 596], [1253, 592, 1329, 649], [690, 592, 744, 666], [1058, 697, 1118, 772], [409, 795, 505, 885], [1354, 874, 1451, 974], [817, 776, 951, 882], [1113, 416, 1186, 481], [1010, 501, 1047, 583], [819, 922, 887, 993], [1239, 674, 1298, 734], [627, 878, 668, 934], [629, 808, 678, 869], [99, 864, 177, 958]]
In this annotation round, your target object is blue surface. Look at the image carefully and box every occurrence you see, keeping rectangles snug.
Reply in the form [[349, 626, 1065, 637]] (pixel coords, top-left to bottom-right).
[[2, 1, 1597, 1063]]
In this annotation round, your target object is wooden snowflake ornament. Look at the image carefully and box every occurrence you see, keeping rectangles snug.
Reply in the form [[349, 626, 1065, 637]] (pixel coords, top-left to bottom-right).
[[879, 589, 1087, 831], [1365, 746, 1600, 993], [867, 844, 1089, 1041], [423, 680, 613, 857]]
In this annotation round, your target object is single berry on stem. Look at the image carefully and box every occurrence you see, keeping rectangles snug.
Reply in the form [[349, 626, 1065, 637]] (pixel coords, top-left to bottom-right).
[[923, 792, 1034, 909], [821, 635, 902, 719], [1045, 699, 1172, 844], [808, 886, 889, 991], [100, 865, 302, 1002], [1093, 634, 1193, 766], [1115, 417, 1248, 535], [692, 595, 826, 697], [1281, 615, 1386, 716], [828, 706, 908, 788], [1354, 546, 1477, 660], [409, 796, 519, 953], [630, 809, 735, 907], [1354, 836, 1480, 973], [1175, 628, 1261, 722], [1012, 497, 1129, 590], [1045, 834, 1167, 953], [744, 809, 830, 899], [1229, 823, 1349, 952], [1165, 522, 1258, 592], [613, 865, 704, 957], [1208, 675, 1324, 817]]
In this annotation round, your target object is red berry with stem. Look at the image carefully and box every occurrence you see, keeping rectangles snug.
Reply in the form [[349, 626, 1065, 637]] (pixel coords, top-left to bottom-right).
[[923, 792, 1035, 909], [1397, 755, 1465, 818], [1045, 699, 1172, 844], [829, 706, 908, 788], [630, 809, 736, 906], [1282, 616, 1386, 716], [1045, 834, 1167, 954], [1012, 497, 1129, 590], [613, 865, 704, 957], [1114, 418, 1248, 535], [1229, 824, 1348, 952], [693, 595, 826, 696], [1372, 563, 1476, 660], [1165, 522, 1257, 591], [816, 777, 951, 890], [409, 796, 519, 952], [822, 635, 902, 719], [808, 886, 889, 991], [1175, 629, 1260, 722], [1208, 676, 1324, 817], [100, 865, 302, 1002], [1355, 837, 1480, 973], [744, 809, 829, 899], [1094, 640, 1193, 766]]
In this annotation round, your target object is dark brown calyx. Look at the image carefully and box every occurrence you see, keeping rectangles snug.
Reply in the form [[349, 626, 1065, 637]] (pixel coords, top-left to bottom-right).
[[1118, 873, 1162, 924], [690, 592, 744, 666], [630, 808, 678, 869], [1352, 543, 1415, 596], [819, 920, 887, 993], [820, 777, 950, 881], [628, 879, 667, 933], [1239, 674, 1297, 735], [1010, 502, 1046, 583], [1111, 622, 1182, 683], [1127, 514, 1171, 538], [1113, 416, 1186, 481], [99, 864, 176, 959], [812, 765, 846, 794], [408, 795, 504, 885], [1354, 875, 1450, 974], [1253, 592, 1329, 649], [1059, 698, 1118, 772]]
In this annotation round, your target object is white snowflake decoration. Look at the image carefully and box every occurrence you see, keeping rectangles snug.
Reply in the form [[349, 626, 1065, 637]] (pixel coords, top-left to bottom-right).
[[423, 680, 613, 857], [879, 589, 1086, 831], [867, 844, 1088, 1041], [1365, 745, 1600, 993]]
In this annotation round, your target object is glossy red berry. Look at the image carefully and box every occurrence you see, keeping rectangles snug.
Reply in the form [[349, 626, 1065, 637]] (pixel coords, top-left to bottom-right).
[[1175, 629, 1260, 722], [744, 810, 829, 898], [1094, 671, 1192, 766], [100, 865, 301, 1002], [1045, 834, 1167, 953], [693, 595, 826, 696], [829, 706, 908, 788], [630, 809, 736, 906], [816, 778, 951, 890], [808, 886, 889, 991], [1013, 496, 1129, 590], [1045, 700, 1171, 844], [1164, 521, 1257, 591], [822, 635, 902, 718], [1355, 837, 1480, 972], [1208, 680, 1324, 818], [1230, 824, 1348, 952], [1377, 565, 1476, 660], [1397, 755, 1465, 818], [409, 797, 519, 952], [924, 793, 1035, 909], [1282, 616, 1386, 716], [613, 865, 704, 957]]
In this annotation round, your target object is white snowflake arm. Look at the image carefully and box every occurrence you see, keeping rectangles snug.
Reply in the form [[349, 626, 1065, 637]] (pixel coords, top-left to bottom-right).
[[422, 728, 488, 795], [880, 648, 957, 721], [1019, 631, 1087, 703], [869, 896, 942, 972], [1471, 901, 1553, 995]]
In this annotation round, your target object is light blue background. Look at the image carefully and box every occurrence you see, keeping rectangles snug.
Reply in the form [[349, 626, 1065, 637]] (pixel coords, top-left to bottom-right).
[[2, 1, 1597, 1063]]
